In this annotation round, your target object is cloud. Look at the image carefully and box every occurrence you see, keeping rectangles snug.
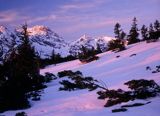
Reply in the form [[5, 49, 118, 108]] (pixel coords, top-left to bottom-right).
[[0, 10, 19, 22], [0, 10, 30, 26], [28, 14, 57, 24], [0, 9, 57, 27], [59, 0, 106, 12], [60, 3, 93, 11], [56, 17, 130, 34]]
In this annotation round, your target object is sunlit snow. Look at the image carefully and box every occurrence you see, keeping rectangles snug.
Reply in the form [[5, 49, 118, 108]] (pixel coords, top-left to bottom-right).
[[3, 41, 160, 116]]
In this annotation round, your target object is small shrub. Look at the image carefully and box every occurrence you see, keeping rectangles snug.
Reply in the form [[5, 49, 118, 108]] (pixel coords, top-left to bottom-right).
[[58, 70, 82, 78], [130, 54, 136, 57], [108, 39, 126, 52], [146, 66, 151, 70], [97, 79, 160, 107], [58, 70, 98, 91], [15, 112, 27, 116], [112, 108, 127, 113], [97, 89, 133, 107], [151, 65, 160, 73], [121, 102, 150, 108], [78, 46, 99, 63], [44, 72, 56, 82], [124, 79, 160, 99], [31, 92, 41, 101], [59, 80, 76, 91], [116, 55, 120, 58]]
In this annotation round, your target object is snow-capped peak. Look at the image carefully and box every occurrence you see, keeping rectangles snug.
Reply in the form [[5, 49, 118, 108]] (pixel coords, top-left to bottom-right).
[[79, 34, 92, 41], [0, 26, 7, 33], [68, 34, 116, 56], [0, 26, 12, 36], [96, 36, 115, 42], [27, 25, 52, 36]]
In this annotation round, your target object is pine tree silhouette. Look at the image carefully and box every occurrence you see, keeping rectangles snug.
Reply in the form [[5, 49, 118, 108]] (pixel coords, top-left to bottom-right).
[[128, 17, 140, 44]]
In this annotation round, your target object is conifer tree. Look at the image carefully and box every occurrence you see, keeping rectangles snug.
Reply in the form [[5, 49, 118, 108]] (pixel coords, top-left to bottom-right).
[[128, 17, 140, 44], [112, 22, 126, 51], [96, 43, 102, 54], [78, 46, 98, 63], [141, 25, 148, 41], [114, 23, 121, 39], [114, 23, 126, 40], [120, 31, 126, 40], [148, 23, 154, 40], [153, 20, 160, 31]]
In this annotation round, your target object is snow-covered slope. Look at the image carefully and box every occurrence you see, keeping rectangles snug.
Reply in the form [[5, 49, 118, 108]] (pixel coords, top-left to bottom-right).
[[2, 41, 160, 116], [69, 34, 115, 56]]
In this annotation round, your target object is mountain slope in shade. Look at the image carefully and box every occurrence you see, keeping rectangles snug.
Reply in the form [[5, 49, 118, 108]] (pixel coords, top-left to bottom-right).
[[2, 41, 160, 116], [0, 26, 20, 64]]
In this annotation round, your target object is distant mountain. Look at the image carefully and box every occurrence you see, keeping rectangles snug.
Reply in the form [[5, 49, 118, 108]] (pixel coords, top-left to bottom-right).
[[69, 34, 115, 56], [0, 25, 69, 64], [0, 26, 116, 64], [26, 26, 70, 59]]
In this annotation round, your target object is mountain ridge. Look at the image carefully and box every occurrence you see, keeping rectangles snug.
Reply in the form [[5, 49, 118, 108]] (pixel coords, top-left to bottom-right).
[[0, 25, 115, 64]]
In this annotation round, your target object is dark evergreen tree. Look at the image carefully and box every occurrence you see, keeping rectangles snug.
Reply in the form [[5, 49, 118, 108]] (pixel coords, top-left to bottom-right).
[[108, 39, 126, 52], [114, 23, 121, 39], [149, 23, 154, 32], [149, 23, 154, 36], [96, 43, 103, 54], [16, 24, 43, 90], [153, 20, 160, 31], [128, 17, 140, 44], [153, 20, 160, 40], [119, 31, 126, 40], [141, 25, 148, 41], [148, 23, 155, 40], [78, 46, 98, 63], [54, 53, 62, 63], [147, 21, 160, 42], [112, 22, 126, 51], [0, 24, 45, 112], [114, 23, 126, 40]]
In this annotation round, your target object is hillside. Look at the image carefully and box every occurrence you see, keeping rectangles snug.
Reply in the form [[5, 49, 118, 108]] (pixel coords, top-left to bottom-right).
[[2, 41, 160, 116]]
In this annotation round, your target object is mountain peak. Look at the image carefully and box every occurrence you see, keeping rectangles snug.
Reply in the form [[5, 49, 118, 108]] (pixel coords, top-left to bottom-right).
[[96, 36, 116, 42], [0, 26, 9, 34], [79, 34, 92, 41], [27, 25, 52, 36]]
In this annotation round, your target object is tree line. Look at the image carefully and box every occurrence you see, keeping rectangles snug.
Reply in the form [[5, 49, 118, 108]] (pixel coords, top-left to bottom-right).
[[114, 17, 160, 44]]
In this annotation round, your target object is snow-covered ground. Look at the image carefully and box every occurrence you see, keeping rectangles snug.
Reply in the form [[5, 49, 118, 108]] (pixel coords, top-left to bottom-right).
[[2, 41, 160, 116]]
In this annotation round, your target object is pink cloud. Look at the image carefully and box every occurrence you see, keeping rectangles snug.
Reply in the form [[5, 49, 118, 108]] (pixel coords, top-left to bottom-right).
[[28, 14, 57, 24], [0, 10, 18, 22], [0, 9, 57, 26], [56, 18, 130, 34], [59, 0, 106, 12], [0, 10, 29, 26]]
